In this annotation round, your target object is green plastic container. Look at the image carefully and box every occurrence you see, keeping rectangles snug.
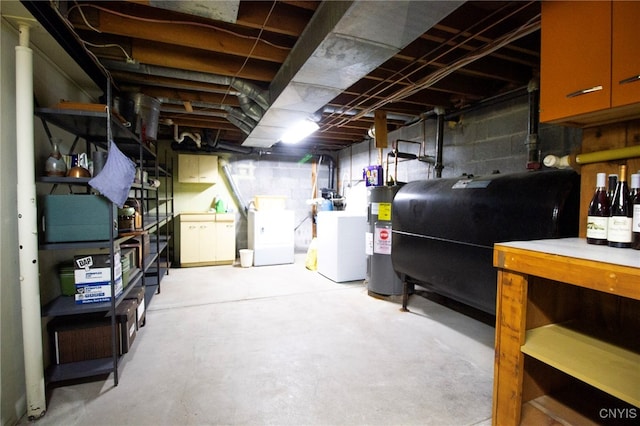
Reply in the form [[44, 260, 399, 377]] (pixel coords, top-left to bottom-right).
[[59, 264, 76, 296], [121, 254, 131, 288]]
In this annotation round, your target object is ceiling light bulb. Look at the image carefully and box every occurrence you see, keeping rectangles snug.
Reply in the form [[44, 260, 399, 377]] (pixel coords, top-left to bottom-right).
[[280, 120, 319, 144]]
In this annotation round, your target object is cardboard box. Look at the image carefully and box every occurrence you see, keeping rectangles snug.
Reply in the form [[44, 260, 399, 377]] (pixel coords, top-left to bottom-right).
[[253, 195, 286, 211], [50, 318, 113, 364], [124, 286, 146, 328], [74, 251, 121, 283], [72, 250, 123, 304], [121, 248, 134, 288], [111, 299, 137, 353], [49, 300, 138, 364], [43, 195, 117, 243], [74, 276, 123, 304], [120, 232, 149, 268]]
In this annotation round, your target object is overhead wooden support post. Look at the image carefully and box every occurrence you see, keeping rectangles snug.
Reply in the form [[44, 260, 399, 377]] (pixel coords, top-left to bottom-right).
[[374, 110, 388, 149]]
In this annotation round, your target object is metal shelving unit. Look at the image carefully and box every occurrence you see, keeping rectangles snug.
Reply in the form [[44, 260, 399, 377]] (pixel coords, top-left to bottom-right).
[[142, 150, 174, 303], [35, 106, 158, 386]]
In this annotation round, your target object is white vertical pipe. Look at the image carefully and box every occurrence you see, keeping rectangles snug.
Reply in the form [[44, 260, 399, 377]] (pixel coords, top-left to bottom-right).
[[15, 23, 47, 419]]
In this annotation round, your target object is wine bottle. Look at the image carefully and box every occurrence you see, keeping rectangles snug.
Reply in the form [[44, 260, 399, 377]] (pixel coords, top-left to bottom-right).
[[586, 173, 610, 245], [630, 173, 639, 200], [608, 165, 632, 248], [607, 174, 618, 203], [632, 173, 640, 250]]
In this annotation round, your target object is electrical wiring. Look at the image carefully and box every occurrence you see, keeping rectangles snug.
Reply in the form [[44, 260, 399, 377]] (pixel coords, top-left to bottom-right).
[[220, 0, 277, 107], [72, 0, 101, 33], [320, 1, 540, 132], [68, 3, 291, 51], [66, 0, 279, 115], [48, 0, 117, 90], [82, 40, 134, 63]]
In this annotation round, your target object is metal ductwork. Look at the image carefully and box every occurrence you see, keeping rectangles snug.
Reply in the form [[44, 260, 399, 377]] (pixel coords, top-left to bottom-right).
[[221, 161, 249, 218], [237, 94, 265, 122], [101, 59, 269, 125], [221, 105, 258, 128], [230, 79, 269, 111], [157, 98, 259, 136], [242, 0, 464, 148], [226, 115, 254, 135]]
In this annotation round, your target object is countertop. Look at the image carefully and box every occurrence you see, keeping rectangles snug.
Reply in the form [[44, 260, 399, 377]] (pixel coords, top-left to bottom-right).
[[495, 237, 640, 269], [179, 212, 235, 222]]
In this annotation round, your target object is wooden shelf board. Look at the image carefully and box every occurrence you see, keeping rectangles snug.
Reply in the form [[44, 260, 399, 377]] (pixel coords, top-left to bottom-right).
[[522, 395, 599, 426], [522, 323, 640, 407]]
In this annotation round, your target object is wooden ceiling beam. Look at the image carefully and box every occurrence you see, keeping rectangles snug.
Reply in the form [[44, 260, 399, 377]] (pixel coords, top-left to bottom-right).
[[130, 40, 279, 82], [237, 1, 313, 36], [135, 87, 239, 106], [68, 7, 290, 64], [109, 71, 241, 101]]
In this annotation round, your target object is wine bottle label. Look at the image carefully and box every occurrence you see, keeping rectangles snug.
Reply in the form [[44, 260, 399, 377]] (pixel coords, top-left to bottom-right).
[[633, 205, 640, 232], [586, 216, 608, 239], [608, 216, 633, 243]]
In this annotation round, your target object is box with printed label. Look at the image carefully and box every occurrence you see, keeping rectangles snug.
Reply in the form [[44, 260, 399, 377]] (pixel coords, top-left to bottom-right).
[[124, 286, 146, 328], [74, 276, 123, 304], [74, 251, 121, 284], [111, 299, 137, 353]]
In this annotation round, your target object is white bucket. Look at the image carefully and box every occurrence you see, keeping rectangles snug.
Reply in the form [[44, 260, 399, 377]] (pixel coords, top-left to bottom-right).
[[239, 249, 253, 268]]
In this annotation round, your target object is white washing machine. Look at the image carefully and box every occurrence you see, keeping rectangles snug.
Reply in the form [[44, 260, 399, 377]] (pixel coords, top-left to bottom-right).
[[316, 211, 367, 282], [248, 210, 295, 266]]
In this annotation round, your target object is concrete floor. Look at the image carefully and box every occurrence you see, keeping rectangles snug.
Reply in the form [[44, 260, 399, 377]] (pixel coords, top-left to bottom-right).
[[24, 255, 495, 426]]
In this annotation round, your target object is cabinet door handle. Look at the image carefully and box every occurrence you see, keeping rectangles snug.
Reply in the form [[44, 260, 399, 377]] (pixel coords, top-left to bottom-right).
[[619, 74, 640, 86], [566, 85, 603, 98]]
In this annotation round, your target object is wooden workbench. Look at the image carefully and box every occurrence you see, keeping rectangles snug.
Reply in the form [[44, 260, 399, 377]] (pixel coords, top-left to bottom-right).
[[492, 238, 640, 425]]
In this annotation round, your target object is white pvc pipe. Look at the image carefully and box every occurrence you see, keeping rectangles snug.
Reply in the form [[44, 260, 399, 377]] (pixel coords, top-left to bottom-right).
[[173, 123, 202, 147], [16, 24, 46, 419]]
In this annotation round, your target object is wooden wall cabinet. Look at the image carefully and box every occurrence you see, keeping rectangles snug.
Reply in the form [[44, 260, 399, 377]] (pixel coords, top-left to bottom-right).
[[492, 239, 639, 425], [176, 213, 235, 266], [540, 1, 640, 126], [178, 154, 218, 183]]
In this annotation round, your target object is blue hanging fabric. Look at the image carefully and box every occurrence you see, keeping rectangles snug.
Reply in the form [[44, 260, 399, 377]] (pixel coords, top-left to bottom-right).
[[89, 140, 135, 208]]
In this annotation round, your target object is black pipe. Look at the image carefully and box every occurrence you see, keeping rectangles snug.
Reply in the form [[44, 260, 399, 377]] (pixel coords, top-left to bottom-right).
[[325, 155, 335, 190], [526, 79, 541, 170], [444, 86, 528, 121], [434, 108, 445, 178]]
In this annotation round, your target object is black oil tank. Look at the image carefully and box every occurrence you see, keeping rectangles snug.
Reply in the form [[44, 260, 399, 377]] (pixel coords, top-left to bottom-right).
[[391, 170, 580, 314]]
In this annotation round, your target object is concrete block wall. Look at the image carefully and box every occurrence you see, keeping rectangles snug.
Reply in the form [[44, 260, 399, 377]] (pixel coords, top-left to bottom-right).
[[167, 92, 583, 260], [224, 154, 330, 253], [337, 93, 582, 201]]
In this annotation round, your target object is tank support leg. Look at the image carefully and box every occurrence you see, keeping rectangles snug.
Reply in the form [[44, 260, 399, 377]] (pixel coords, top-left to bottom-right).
[[400, 275, 410, 312]]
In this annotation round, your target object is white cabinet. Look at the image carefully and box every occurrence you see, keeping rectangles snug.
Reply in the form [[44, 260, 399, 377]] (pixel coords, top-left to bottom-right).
[[177, 213, 235, 266], [214, 214, 236, 263], [316, 211, 367, 282], [178, 154, 218, 183], [248, 210, 294, 266]]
